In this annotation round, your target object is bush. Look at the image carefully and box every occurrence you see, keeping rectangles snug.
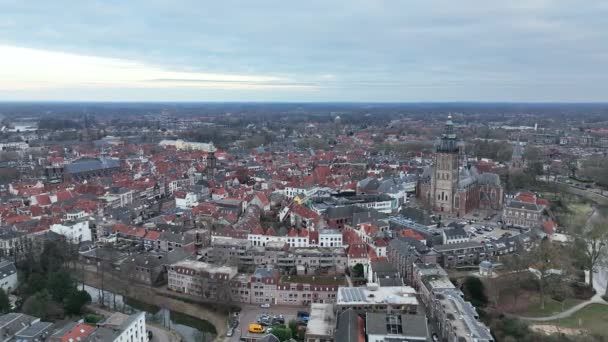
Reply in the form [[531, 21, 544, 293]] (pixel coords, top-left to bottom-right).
[[571, 282, 595, 300], [463, 276, 488, 307], [85, 314, 104, 324]]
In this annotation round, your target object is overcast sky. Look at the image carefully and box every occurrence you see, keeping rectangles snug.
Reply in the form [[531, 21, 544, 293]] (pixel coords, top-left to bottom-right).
[[0, 0, 607, 102]]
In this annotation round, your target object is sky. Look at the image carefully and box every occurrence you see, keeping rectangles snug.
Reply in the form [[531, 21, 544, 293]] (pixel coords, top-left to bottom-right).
[[0, 0, 607, 102]]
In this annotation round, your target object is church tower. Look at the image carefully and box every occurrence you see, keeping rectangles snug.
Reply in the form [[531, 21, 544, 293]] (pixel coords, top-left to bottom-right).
[[431, 115, 460, 213]]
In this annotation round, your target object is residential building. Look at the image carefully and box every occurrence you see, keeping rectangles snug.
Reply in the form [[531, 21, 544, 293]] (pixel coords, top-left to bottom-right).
[[365, 312, 428, 342], [442, 226, 469, 245], [502, 193, 546, 228], [0, 260, 18, 292], [84, 312, 147, 342], [319, 229, 342, 247], [386, 237, 437, 285], [305, 303, 336, 342], [50, 220, 92, 243], [175, 191, 198, 209], [336, 285, 418, 314], [432, 289, 494, 342], [13, 321, 54, 341], [50, 322, 96, 342], [433, 241, 486, 268], [168, 260, 237, 300]]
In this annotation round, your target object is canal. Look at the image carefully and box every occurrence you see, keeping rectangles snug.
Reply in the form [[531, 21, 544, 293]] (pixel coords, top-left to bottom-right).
[[82, 284, 217, 342]]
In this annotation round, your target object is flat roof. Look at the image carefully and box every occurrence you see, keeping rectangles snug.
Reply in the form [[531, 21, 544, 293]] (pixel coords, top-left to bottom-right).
[[306, 303, 336, 337], [337, 286, 418, 306], [171, 259, 237, 275]]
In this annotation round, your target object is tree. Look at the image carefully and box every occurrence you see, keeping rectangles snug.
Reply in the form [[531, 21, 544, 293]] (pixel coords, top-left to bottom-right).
[[64, 290, 92, 315], [40, 240, 69, 273], [47, 271, 76, 302], [0, 288, 10, 314], [270, 326, 292, 342], [462, 276, 488, 307], [530, 238, 568, 309], [22, 290, 64, 321], [352, 263, 364, 278], [567, 211, 608, 289], [22, 273, 46, 297]]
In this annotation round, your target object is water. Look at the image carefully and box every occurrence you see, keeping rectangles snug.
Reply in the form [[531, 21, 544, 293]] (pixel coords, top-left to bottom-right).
[[82, 284, 216, 342]]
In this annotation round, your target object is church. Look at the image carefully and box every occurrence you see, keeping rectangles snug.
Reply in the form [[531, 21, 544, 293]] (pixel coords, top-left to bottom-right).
[[417, 116, 503, 216]]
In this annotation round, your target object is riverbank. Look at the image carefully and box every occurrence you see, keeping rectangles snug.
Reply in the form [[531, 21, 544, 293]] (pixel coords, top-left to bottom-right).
[[87, 304, 182, 342], [75, 264, 229, 339]]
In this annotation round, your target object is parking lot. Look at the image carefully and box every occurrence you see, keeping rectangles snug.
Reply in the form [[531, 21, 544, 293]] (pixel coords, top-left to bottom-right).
[[226, 304, 307, 342]]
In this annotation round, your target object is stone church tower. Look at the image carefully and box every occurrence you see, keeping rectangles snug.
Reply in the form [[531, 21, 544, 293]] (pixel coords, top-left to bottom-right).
[[430, 115, 460, 213]]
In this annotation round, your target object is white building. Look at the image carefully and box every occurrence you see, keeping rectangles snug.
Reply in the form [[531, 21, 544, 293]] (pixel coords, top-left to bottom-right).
[[159, 139, 216, 152], [319, 229, 342, 247], [0, 261, 18, 293], [50, 220, 92, 243], [175, 192, 198, 209], [88, 312, 147, 342], [0, 142, 29, 151]]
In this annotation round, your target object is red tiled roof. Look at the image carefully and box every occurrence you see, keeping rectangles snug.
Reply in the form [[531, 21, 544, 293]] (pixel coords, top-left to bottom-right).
[[255, 193, 270, 206], [309, 230, 319, 244], [397, 229, 425, 241], [251, 226, 264, 235], [542, 220, 557, 235], [145, 230, 162, 241], [347, 243, 368, 259], [56, 190, 75, 202], [35, 195, 52, 206], [60, 323, 96, 342]]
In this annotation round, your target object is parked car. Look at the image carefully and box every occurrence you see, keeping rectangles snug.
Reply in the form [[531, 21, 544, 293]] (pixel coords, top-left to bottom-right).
[[432, 333, 439, 342], [226, 329, 234, 337], [260, 303, 271, 308]]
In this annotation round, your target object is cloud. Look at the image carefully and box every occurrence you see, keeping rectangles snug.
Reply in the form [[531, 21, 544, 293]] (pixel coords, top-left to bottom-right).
[[0, 1, 607, 101], [0, 45, 313, 91]]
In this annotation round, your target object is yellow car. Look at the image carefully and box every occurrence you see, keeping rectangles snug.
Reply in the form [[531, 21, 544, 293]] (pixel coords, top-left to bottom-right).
[[248, 324, 265, 333]]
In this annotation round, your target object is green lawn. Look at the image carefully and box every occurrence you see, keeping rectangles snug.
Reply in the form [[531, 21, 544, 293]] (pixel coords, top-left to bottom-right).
[[567, 202, 593, 217], [280, 275, 345, 286], [523, 298, 583, 317], [543, 304, 608, 336]]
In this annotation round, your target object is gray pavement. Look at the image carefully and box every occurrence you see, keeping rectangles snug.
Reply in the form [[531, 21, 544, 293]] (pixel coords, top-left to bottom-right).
[[226, 304, 307, 342]]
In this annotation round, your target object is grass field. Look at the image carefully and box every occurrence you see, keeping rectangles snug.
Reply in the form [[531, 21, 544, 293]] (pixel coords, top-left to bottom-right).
[[542, 304, 608, 336], [523, 298, 583, 317]]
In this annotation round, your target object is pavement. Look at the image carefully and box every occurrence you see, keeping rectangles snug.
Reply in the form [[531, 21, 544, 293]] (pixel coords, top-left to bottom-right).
[[148, 324, 182, 342], [226, 304, 307, 342]]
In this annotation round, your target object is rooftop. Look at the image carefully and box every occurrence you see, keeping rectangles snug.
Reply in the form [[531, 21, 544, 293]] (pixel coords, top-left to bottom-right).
[[337, 285, 418, 306], [305, 303, 336, 337], [365, 312, 428, 339]]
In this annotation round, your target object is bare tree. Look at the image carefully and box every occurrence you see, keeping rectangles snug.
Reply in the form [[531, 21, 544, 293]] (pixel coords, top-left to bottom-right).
[[530, 238, 566, 309], [568, 211, 608, 288]]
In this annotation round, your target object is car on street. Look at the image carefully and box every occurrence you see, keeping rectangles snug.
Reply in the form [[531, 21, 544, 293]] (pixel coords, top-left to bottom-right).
[[226, 329, 234, 337], [432, 333, 439, 342], [260, 303, 271, 308]]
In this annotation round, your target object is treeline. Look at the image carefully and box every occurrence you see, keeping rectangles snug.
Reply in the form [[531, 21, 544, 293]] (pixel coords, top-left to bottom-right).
[[467, 140, 513, 163], [38, 118, 81, 130], [16, 240, 91, 321]]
